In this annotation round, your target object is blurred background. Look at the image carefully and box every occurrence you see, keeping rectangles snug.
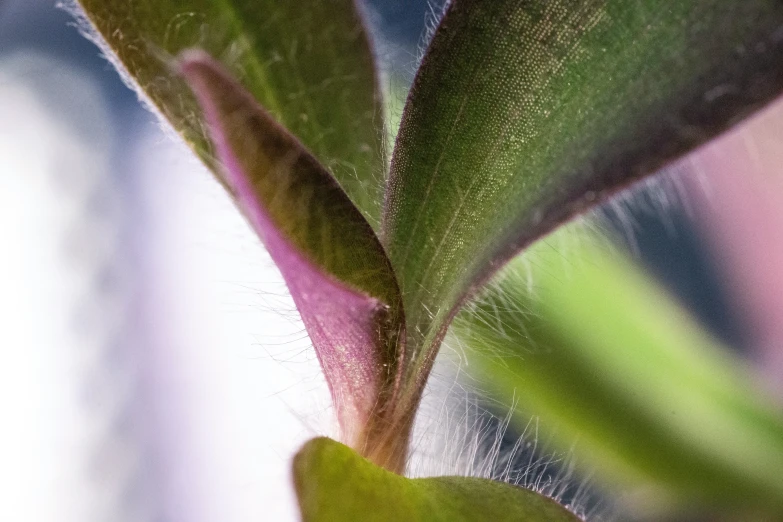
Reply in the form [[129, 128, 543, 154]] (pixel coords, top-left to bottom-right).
[[1, 1, 780, 521]]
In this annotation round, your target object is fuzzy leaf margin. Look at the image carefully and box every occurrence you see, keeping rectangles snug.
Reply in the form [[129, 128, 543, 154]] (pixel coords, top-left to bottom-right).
[[294, 437, 583, 522]]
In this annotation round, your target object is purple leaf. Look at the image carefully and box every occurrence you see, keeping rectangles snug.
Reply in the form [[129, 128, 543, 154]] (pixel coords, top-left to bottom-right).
[[178, 52, 406, 469]]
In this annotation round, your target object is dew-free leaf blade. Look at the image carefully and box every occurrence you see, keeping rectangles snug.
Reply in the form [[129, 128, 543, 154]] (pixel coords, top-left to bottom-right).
[[74, 0, 386, 223], [294, 437, 582, 522], [383, 0, 783, 416], [178, 53, 403, 464], [453, 226, 783, 512]]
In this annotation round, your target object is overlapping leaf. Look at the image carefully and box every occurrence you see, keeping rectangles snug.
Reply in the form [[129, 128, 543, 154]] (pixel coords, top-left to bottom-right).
[[453, 225, 783, 513], [294, 437, 582, 522], [75, 0, 412, 468], [178, 53, 403, 460], [383, 0, 783, 424], [75, 0, 387, 224]]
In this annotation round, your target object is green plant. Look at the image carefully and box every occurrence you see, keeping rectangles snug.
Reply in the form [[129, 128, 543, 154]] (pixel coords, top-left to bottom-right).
[[73, 1, 783, 519]]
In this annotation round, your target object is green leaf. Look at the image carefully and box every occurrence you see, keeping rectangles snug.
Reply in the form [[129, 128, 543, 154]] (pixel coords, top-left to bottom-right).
[[178, 53, 404, 466], [75, 0, 386, 224], [294, 437, 582, 522], [453, 225, 783, 512], [383, 0, 783, 424]]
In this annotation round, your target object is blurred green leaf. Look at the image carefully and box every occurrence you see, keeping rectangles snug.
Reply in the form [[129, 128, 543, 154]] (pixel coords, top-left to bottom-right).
[[75, 0, 386, 224], [453, 225, 783, 512], [383, 0, 783, 421], [178, 53, 404, 461], [294, 437, 582, 522]]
